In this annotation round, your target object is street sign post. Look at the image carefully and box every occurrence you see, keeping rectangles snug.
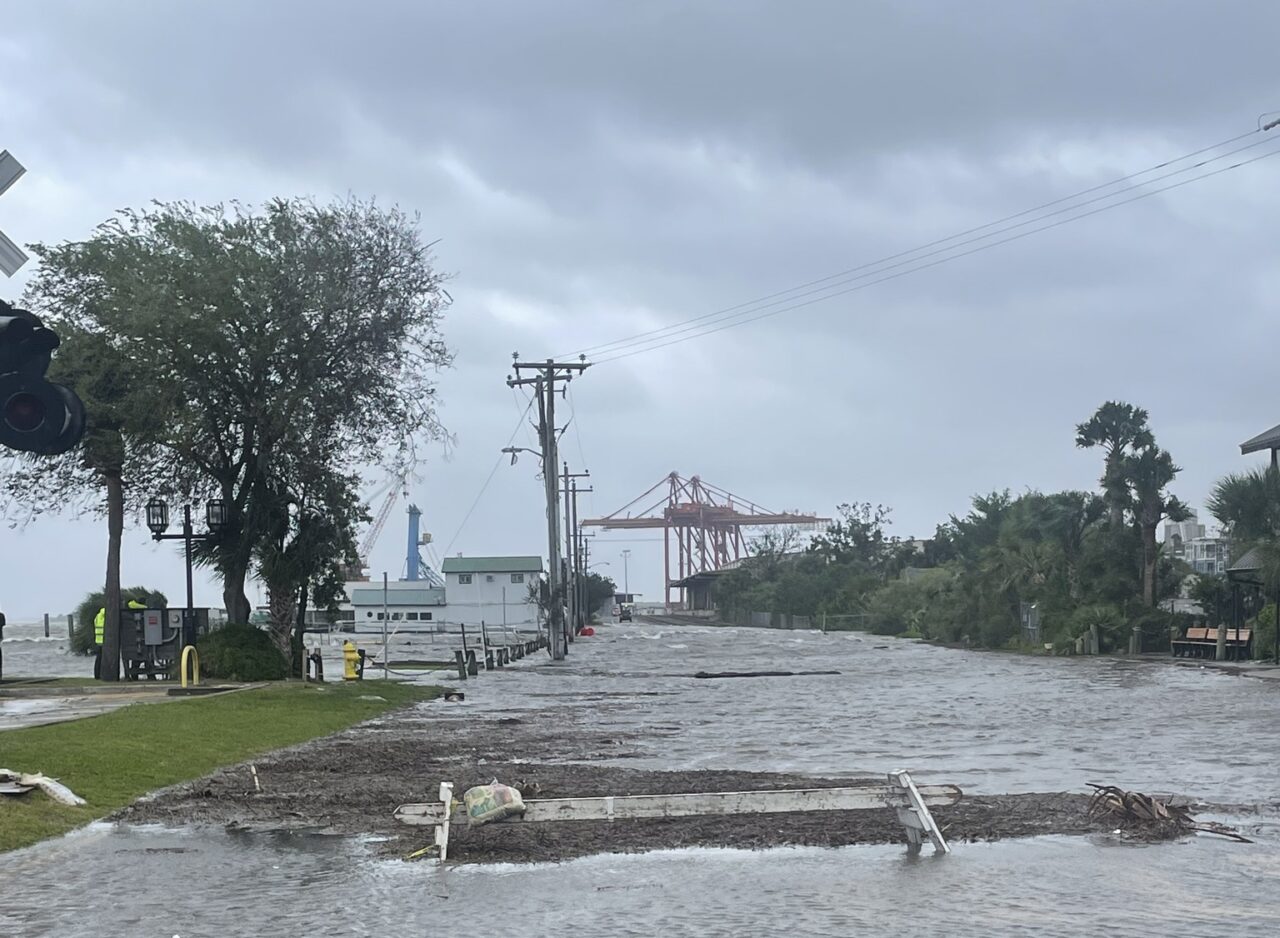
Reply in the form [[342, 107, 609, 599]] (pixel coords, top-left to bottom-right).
[[0, 150, 29, 277]]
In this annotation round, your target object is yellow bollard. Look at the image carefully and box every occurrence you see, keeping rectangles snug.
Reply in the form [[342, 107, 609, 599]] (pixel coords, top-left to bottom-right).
[[343, 640, 361, 681], [180, 645, 200, 688]]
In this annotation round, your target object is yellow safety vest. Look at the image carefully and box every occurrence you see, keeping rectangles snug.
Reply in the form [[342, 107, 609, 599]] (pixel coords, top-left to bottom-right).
[[94, 608, 105, 645]]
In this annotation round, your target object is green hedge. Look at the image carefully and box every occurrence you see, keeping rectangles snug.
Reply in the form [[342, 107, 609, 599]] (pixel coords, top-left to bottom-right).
[[196, 623, 287, 681]]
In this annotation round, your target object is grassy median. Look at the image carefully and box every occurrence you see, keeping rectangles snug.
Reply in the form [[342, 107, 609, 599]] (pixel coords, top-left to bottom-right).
[[0, 680, 441, 853]]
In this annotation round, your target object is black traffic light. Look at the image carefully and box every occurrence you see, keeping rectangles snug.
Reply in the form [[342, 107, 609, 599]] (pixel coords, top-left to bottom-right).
[[0, 299, 85, 455]]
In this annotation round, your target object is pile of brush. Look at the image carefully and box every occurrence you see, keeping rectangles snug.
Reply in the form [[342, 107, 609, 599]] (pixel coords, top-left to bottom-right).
[[1087, 784, 1251, 843]]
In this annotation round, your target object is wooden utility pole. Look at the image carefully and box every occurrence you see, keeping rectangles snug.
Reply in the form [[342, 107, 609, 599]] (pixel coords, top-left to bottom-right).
[[508, 356, 589, 660]]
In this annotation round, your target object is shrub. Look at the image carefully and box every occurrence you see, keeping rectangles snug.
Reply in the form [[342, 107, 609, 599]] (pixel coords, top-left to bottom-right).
[[71, 586, 168, 654], [1253, 604, 1278, 662], [196, 623, 287, 682], [1069, 604, 1125, 652]]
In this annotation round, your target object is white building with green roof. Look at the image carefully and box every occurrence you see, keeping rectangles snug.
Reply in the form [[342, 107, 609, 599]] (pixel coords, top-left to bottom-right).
[[348, 554, 545, 633], [441, 555, 544, 629]]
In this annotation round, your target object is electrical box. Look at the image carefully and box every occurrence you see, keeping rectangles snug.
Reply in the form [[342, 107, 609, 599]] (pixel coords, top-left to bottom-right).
[[143, 610, 165, 646]]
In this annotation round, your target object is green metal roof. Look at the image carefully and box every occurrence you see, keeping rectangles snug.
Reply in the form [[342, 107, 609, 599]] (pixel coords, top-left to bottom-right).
[[441, 555, 544, 574]]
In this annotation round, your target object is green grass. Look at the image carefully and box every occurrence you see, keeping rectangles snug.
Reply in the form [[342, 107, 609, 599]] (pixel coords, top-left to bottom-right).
[[0, 680, 441, 853]]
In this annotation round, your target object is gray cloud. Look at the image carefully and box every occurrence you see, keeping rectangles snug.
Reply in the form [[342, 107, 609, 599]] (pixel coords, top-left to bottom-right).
[[3, 1, 1280, 618]]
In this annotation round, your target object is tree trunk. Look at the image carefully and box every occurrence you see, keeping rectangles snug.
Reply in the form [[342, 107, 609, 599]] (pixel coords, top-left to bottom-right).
[[222, 561, 252, 624], [265, 577, 297, 663], [101, 469, 124, 682], [1141, 523, 1158, 607], [291, 580, 308, 679], [1066, 558, 1081, 602]]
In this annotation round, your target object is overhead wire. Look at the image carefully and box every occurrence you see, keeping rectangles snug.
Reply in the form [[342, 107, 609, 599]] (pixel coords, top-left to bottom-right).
[[441, 393, 536, 557], [589, 137, 1280, 363], [558, 127, 1276, 363]]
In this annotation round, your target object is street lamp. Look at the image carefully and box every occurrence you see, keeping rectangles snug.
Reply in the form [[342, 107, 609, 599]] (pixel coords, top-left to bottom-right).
[[147, 498, 230, 643]]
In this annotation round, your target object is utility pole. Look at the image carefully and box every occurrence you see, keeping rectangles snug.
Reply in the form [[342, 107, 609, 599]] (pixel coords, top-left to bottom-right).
[[508, 355, 589, 660], [621, 549, 631, 598], [561, 464, 590, 641], [573, 478, 592, 631]]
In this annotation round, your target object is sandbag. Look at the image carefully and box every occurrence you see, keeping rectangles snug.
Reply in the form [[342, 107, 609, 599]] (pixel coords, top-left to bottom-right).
[[463, 780, 525, 826]]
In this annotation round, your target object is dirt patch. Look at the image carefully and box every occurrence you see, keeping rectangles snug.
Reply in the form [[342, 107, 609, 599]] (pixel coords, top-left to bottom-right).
[[114, 698, 1135, 863]]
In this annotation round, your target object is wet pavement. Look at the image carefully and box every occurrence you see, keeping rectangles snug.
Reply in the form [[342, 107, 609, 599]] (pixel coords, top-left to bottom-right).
[[3, 620, 1280, 936]]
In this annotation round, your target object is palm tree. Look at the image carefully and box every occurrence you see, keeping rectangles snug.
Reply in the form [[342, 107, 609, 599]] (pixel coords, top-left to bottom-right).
[[1207, 467, 1280, 545], [1039, 491, 1106, 601], [1075, 402, 1154, 531], [1127, 444, 1189, 607]]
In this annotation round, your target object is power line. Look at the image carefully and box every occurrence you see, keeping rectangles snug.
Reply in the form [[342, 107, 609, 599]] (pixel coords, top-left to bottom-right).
[[441, 394, 535, 557], [562, 125, 1275, 362], [592, 139, 1280, 363]]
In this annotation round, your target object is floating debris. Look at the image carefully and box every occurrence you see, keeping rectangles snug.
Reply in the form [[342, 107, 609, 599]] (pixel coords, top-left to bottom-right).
[[1086, 784, 1252, 843], [0, 768, 87, 806]]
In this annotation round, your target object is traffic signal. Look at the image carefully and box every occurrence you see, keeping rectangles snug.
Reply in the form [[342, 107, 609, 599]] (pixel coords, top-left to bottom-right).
[[0, 299, 85, 455]]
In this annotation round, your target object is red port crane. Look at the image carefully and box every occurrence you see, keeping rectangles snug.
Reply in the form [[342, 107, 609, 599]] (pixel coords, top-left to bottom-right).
[[581, 472, 828, 609]]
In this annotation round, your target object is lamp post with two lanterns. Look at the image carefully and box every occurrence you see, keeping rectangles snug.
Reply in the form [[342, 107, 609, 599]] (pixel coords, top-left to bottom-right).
[[146, 498, 229, 643]]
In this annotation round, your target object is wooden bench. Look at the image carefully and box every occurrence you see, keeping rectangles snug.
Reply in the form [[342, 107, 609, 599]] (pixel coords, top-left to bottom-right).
[[1171, 626, 1253, 660]]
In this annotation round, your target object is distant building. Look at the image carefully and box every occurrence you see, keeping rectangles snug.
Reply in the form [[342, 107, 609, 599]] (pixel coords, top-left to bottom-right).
[[440, 555, 545, 629], [345, 554, 544, 631], [1163, 512, 1206, 560], [1162, 511, 1229, 575]]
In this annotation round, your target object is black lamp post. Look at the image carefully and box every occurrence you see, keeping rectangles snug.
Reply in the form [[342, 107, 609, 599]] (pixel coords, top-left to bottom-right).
[[147, 498, 228, 642]]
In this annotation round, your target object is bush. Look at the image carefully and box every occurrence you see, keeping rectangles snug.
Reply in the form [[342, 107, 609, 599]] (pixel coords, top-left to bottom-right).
[[1069, 604, 1125, 652], [1253, 604, 1278, 662], [71, 586, 168, 654], [1127, 608, 1193, 653], [197, 623, 288, 681]]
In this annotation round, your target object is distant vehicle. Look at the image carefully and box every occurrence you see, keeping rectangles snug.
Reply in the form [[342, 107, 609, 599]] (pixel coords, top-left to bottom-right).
[[619, 605, 633, 622], [612, 604, 621, 617]]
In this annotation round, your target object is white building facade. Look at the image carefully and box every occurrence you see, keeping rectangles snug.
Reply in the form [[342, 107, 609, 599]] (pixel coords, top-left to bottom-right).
[[346, 555, 544, 633], [441, 555, 544, 630]]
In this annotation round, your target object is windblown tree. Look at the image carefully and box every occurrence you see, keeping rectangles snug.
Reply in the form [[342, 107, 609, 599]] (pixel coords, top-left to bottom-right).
[[1075, 401, 1153, 531], [1207, 467, 1280, 545], [1127, 443, 1189, 607], [17, 199, 451, 648]]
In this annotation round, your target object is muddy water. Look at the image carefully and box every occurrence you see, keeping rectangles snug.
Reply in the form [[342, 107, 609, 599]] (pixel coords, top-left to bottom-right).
[[4, 622, 1280, 936]]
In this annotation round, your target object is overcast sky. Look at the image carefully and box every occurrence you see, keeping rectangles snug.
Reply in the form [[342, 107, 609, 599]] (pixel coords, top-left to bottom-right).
[[3, 1, 1280, 620]]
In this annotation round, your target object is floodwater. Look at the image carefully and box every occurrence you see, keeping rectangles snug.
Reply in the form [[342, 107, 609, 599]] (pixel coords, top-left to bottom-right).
[[4, 621, 1280, 936]]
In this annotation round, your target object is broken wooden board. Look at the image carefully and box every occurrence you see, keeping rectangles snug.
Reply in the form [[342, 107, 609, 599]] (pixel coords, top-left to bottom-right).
[[396, 771, 959, 861]]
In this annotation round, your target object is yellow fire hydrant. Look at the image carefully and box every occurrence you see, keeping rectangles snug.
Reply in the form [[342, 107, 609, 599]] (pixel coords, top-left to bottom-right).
[[342, 640, 362, 681]]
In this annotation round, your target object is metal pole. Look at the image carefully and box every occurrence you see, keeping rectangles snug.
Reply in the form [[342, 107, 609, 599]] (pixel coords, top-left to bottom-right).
[[184, 504, 195, 647], [622, 549, 630, 597], [43, 612, 49, 638], [382, 571, 389, 677]]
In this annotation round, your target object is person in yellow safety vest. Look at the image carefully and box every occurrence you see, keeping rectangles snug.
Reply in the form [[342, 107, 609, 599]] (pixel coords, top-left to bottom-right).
[[93, 600, 148, 679]]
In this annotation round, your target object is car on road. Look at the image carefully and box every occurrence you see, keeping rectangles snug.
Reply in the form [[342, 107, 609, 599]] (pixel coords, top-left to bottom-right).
[[619, 605, 633, 622]]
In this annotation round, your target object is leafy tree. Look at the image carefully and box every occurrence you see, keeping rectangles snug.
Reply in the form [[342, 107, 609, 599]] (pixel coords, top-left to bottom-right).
[[583, 572, 616, 620], [1075, 401, 1153, 531], [1127, 444, 1189, 606], [19, 198, 451, 646], [1035, 491, 1106, 601]]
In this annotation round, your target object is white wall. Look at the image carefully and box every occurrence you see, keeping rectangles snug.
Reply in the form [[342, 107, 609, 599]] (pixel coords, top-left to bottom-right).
[[445, 570, 543, 630]]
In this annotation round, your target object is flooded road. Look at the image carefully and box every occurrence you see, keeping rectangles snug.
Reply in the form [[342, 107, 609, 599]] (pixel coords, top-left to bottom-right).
[[4, 621, 1280, 936]]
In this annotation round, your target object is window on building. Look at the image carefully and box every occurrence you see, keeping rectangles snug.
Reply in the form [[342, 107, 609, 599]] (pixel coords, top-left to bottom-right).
[[486, 574, 495, 582], [511, 573, 524, 584], [392, 612, 402, 621], [458, 574, 472, 584], [406, 612, 419, 621], [339, 610, 355, 621], [376, 613, 385, 620], [422, 612, 433, 621]]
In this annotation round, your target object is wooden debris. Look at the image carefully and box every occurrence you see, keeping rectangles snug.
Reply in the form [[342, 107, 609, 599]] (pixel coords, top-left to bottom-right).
[[1086, 784, 1252, 843]]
